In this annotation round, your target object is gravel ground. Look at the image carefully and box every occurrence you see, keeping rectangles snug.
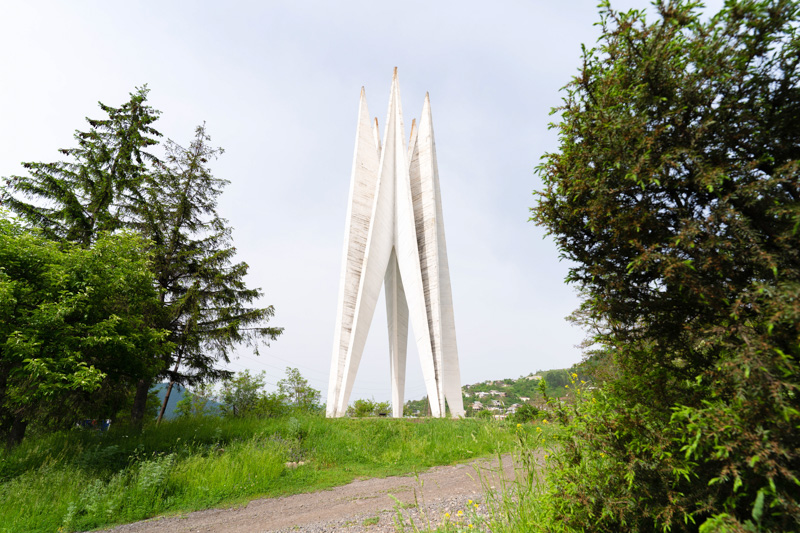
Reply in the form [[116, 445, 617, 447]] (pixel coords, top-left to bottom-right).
[[97, 454, 522, 533]]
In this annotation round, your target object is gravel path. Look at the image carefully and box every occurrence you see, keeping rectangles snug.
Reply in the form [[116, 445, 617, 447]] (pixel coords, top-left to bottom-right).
[[99, 454, 522, 533]]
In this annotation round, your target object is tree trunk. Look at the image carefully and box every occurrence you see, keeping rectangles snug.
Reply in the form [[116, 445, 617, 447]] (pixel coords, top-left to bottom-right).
[[130, 378, 152, 429], [6, 416, 27, 448], [156, 381, 175, 425], [156, 354, 183, 425]]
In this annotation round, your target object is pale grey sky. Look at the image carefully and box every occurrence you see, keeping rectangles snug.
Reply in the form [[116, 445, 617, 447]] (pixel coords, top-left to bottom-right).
[[0, 1, 723, 404]]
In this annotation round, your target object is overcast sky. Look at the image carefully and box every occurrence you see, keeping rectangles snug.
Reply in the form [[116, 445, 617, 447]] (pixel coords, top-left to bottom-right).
[[1, 1, 724, 405]]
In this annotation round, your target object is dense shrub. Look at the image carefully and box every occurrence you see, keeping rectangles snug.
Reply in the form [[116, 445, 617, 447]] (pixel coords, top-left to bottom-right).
[[346, 399, 391, 418], [532, 1, 800, 530], [508, 403, 540, 424]]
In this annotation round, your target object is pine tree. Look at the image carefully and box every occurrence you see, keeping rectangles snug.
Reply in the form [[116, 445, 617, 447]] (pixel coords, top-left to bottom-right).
[[3, 90, 282, 430], [127, 125, 283, 424], [2, 86, 161, 246]]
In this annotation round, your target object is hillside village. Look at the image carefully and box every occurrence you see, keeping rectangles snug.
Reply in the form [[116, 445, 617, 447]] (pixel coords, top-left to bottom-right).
[[404, 367, 580, 418]]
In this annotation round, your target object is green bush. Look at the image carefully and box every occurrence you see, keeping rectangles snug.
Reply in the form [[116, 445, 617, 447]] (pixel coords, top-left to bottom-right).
[[508, 404, 540, 424], [347, 398, 391, 417], [474, 409, 493, 420], [531, 1, 800, 530]]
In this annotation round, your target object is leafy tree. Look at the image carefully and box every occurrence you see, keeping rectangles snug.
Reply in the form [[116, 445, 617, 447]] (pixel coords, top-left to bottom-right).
[[2, 90, 282, 428], [0, 215, 169, 445], [404, 395, 430, 416], [218, 370, 268, 418], [532, 1, 800, 530], [253, 391, 290, 418], [174, 383, 216, 418], [277, 367, 321, 412]]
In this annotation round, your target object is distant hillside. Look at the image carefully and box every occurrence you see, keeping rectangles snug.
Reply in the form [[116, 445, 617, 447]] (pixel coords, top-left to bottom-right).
[[404, 367, 587, 417]]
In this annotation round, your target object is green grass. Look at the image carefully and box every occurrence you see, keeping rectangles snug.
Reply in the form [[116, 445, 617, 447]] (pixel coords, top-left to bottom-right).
[[0, 415, 522, 532], [392, 423, 558, 533]]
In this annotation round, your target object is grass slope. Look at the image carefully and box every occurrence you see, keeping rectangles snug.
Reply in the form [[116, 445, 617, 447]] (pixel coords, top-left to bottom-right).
[[0, 415, 524, 533]]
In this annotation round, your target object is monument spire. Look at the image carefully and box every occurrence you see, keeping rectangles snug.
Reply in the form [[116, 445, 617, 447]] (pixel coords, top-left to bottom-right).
[[327, 71, 464, 418]]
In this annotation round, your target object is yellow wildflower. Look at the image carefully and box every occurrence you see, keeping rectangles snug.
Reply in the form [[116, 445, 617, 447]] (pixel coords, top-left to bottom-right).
[[444, 512, 450, 519], [458, 510, 464, 516]]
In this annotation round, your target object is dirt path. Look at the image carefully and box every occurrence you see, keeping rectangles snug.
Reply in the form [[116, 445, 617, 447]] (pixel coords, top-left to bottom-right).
[[100, 454, 521, 533]]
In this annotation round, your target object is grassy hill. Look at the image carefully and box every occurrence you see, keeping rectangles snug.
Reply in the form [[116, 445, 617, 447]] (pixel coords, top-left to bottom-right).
[[0, 414, 531, 532]]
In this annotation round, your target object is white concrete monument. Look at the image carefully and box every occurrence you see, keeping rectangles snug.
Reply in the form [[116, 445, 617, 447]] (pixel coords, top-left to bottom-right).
[[327, 69, 465, 418]]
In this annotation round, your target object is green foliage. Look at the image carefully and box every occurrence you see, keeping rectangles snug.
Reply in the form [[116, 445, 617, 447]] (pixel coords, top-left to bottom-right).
[[218, 370, 269, 418], [129, 124, 282, 390], [531, 0, 800, 530], [277, 367, 321, 412], [215, 367, 320, 419], [508, 403, 540, 424], [404, 395, 430, 416], [253, 391, 291, 419], [1, 88, 282, 437], [1, 86, 161, 246], [174, 383, 216, 418], [474, 409, 493, 420], [0, 415, 518, 532], [0, 215, 169, 444], [539, 370, 568, 389], [347, 398, 391, 418]]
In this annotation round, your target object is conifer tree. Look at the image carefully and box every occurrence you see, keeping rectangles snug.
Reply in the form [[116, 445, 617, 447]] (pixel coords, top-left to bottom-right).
[[127, 125, 283, 424], [2, 86, 161, 246], [532, 1, 800, 529], [2, 90, 282, 429]]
